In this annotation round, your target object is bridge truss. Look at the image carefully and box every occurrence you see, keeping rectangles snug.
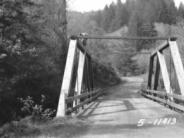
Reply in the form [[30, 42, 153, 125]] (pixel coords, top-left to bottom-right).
[[56, 34, 184, 117], [56, 35, 103, 117], [142, 38, 184, 112]]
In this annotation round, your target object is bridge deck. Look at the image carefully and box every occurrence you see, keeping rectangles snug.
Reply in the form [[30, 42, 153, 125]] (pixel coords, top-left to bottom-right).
[[78, 76, 184, 138]]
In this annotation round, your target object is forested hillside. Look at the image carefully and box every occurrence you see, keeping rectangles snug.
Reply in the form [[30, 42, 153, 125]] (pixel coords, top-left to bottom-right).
[[68, 0, 184, 75]]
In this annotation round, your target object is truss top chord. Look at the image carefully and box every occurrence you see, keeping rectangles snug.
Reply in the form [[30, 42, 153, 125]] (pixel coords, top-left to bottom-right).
[[70, 35, 177, 41]]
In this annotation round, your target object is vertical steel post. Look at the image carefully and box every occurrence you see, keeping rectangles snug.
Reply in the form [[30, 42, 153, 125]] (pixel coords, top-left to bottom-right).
[[147, 56, 154, 89], [73, 50, 86, 107], [153, 56, 160, 90]]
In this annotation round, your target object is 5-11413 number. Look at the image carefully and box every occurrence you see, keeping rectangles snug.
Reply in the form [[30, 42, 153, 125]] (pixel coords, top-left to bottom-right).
[[137, 118, 176, 127]]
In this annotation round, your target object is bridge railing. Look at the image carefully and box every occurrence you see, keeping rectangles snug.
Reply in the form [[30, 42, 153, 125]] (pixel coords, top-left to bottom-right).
[[142, 38, 184, 112], [56, 35, 103, 117]]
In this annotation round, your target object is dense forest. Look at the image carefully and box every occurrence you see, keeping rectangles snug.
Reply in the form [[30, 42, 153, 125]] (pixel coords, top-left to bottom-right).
[[1, 0, 184, 133], [0, 0, 121, 127], [69, 0, 183, 34], [0, 0, 69, 125], [68, 0, 184, 74]]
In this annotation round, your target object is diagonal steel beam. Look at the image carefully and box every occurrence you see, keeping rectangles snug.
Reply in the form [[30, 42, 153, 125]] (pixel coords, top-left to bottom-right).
[[57, 40, 77, 117], [157, 51, 173, 95], [169, 40, 184, 95]]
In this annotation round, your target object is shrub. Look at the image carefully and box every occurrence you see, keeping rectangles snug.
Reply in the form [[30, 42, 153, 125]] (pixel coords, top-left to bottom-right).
[[18, 95, 56, 121]]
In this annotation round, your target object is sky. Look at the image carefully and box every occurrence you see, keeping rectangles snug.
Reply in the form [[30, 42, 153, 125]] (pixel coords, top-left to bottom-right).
[[68, 0, 184, 12]]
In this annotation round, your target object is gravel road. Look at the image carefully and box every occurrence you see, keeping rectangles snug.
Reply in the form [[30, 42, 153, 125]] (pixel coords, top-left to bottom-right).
[[77, 76, 184, 138]]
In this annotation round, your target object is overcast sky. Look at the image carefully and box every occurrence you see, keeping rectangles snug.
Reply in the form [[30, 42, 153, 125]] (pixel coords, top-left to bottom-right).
[[68, 0, 184, 12]]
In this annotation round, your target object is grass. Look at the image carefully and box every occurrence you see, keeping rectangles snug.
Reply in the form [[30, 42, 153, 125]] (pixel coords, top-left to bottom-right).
[[0, 116, 91, 138]]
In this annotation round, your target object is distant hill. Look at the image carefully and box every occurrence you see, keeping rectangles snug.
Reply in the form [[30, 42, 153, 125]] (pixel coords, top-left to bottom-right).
[[88, 26, 138, 75], [105, 26, 128, 37], [133, 22, 184, 74]]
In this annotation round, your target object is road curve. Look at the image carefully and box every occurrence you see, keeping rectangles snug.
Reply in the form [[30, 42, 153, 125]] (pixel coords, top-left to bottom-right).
[[77, 76, 184, 138]]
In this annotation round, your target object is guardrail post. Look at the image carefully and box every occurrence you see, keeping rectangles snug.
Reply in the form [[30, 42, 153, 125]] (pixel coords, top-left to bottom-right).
[[57, 39, 77, 117]]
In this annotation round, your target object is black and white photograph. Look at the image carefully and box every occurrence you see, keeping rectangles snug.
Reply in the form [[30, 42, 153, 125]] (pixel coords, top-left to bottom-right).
[[0, 0, 184, 137]]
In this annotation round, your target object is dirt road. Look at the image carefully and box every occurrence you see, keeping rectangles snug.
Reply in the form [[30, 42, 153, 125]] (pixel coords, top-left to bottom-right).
[[77, 76, 184, 138]]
